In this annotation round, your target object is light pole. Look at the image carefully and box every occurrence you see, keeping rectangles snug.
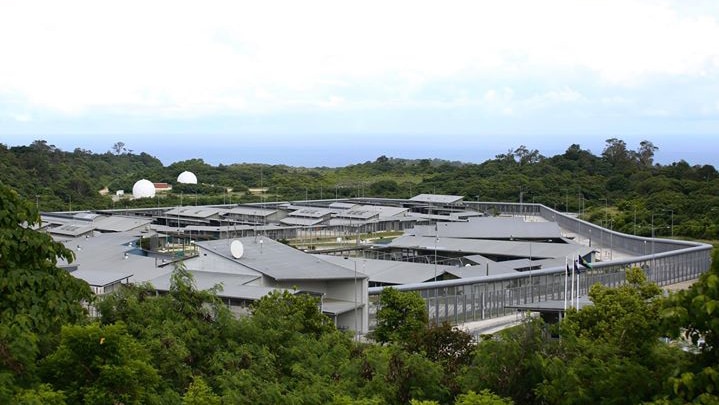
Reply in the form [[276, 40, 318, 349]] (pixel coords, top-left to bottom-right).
[[664, 209, 674, 238], [600, 197, 608, 255], [609, 219, 614, 260], [343, 256, 358, 337], [651, 214, 655, 271], [561, 188, 569, 213], [600, 198, 608, 228], [529, 238, 533, 302], [434, 223, 438, 281], [354, 259, 358, 339], [633, 205, 637, 235]]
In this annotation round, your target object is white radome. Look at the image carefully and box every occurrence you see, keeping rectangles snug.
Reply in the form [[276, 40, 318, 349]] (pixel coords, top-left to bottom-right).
[[132, 179, 156, 199], [177, 171, 198, 184]]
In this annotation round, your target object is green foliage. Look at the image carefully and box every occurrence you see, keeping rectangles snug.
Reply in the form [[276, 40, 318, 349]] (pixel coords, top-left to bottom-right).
[[374, 288, 429, 345], [455, 390, 514, 405], [250, 289, 336, 339], [461, 319, 548, 404], [2, 139, 719, 240], [659, 249, 719, 403], [337, 344, 448, 404], [12, 384, 66, 405], [407, 322, 475, 397], [0, 181, 92, 401], [536, 268, 682, 405], [182, 376, 220, 405], [40, 322, 161, 405], [561, 267, 663, 357], [96, 267, 237, 393], [331, 395, 385, 405]]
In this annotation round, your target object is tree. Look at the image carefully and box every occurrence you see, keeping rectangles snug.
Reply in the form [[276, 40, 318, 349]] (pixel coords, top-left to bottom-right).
[[455, 390, 514, 405], [460, 319, 547, 404], [602, 138, 633, 170], [513, 145, 542, 166], [40, 322, 162, 405], [337, 344, 448, 404], [659, 249, 719, 403], [536, 267, 682, 404], [407, 322, 474, 396], [563, 266, 663, 358], [96, 266, 237, 394], [373, 288, 429, 345], [0, 182, 92, 402], [250, 290, 335, 339], [111, 141, 126, 155], [637, 140, 659, 168], [182, 376, 220, 405]]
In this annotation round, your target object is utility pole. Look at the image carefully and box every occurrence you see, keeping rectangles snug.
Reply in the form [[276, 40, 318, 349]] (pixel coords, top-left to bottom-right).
[[664, 209, 674, 238], [434, 223, 438, 282]]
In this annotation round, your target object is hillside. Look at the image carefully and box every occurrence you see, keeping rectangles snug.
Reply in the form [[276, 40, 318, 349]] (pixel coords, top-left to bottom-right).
[[2, 138, 718, 239]]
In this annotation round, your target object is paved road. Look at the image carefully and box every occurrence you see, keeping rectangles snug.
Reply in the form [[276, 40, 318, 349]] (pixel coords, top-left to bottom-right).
[[663, 279, 697, 292]]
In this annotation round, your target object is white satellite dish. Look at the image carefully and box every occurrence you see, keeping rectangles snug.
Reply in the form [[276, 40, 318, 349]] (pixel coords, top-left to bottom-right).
[[230, 240, 244, 259]]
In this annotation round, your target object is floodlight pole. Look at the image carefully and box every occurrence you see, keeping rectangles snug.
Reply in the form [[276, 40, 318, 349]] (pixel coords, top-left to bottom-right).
[[609, 219, 614, 260], [651, 214, 655, 271], [664, 209, 674, 238], [434, 223, 438, 282], [353, 259, 358, 338], [529, 239, 533, 302]]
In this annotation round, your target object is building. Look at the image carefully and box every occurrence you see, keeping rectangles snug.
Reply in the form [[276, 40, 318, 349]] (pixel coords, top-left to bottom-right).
[[61, 231, 369, 334]]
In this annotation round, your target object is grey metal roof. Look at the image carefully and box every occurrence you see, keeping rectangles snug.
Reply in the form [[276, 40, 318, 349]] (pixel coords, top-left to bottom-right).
[[387, 235, 593, 260], [455, 254, 518, 276], [70, 269, 133, 287], [322, 298, 361, 316], [499, 257, 569, 271], [289, 207, 333, 218], [184, 224, 253, 232], [445, 264, 518, 278], [49, 223, 95, 237], [74, 212, 101, 221], [280, 217, 326, 226], [93, 215, 153, 232], [410, 194, 464, 204], [329, 202, 358, 209], [410, 217, 562, 240], [328, 218, 369, 227], [148, 271, 264, 299], [315, 255, 451, 285], [225, 206, 278, 217], [449, 211, 484, 220], [40, 216, 66, 226], [165, 206, 224, 219], [196, 237, 368, 281], [335, 209, 379, 220], [59, 232, 172, 284], [358, 205, 409, 218], [405, 212, 468, 222]]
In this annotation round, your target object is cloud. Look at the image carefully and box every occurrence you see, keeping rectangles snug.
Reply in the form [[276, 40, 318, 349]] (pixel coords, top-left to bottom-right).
[[12, 113, 32, 122], [0, 0, 718, 125]]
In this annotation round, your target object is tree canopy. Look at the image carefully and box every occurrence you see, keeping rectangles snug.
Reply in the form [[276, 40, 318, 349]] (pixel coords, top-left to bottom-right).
[[2, 138, 717, 240], [2, 139, 719, 403]]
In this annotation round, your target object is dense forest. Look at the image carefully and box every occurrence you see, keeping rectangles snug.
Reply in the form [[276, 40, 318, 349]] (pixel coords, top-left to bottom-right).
[[1, 181, 719, 404], [1, 138, 718, 240]]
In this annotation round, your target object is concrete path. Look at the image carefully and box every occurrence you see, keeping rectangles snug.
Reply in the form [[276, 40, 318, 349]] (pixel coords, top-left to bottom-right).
[[456, 313, 536, 337]]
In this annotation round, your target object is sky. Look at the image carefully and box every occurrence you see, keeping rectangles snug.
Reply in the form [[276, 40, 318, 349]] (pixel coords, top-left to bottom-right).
[[1, 0, 718, 167]]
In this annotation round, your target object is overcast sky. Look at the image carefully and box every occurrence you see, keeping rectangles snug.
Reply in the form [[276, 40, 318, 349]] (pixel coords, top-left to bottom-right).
[[1, 1, 718, 167]]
